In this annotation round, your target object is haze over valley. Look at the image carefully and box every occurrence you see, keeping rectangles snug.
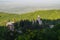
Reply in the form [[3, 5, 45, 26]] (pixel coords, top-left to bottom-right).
[[0, 0, 60, 14]]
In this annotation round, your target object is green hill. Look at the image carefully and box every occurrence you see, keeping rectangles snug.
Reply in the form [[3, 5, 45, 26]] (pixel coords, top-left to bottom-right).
[[0, 10, 60, 26], [20, 10, 60, 20]]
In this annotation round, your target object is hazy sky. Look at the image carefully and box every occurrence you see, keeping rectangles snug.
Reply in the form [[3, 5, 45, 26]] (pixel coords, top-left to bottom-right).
[[0, 0, 60, 6], [0, 0, 60, 13]]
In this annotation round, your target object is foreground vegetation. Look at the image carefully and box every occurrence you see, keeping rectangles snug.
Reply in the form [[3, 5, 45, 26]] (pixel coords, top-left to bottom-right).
[[0, 19, 60, 40]]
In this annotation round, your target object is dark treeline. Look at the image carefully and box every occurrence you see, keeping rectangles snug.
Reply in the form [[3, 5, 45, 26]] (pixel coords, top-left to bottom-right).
[[14, 19, 60, 30], [0, 19, 60, 40]]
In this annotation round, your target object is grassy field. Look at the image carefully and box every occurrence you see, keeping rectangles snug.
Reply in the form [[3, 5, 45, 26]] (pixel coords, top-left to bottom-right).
[[0, 10, 60, 26]]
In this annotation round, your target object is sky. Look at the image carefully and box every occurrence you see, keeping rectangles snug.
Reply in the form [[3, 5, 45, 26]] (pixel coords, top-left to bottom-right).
[[0, 0, 60, 13]]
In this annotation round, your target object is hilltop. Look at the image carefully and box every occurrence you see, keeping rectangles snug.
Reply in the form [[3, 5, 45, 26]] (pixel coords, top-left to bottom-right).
[[0, 10, 60, 26]]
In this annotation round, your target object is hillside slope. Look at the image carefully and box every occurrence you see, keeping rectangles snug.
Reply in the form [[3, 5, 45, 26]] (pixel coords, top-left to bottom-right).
[[20, 10, 60, 20], [0, 10, 60, 26]]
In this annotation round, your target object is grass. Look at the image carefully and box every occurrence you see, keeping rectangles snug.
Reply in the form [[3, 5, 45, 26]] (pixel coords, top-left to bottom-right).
[[0, 10, 60, 26]]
